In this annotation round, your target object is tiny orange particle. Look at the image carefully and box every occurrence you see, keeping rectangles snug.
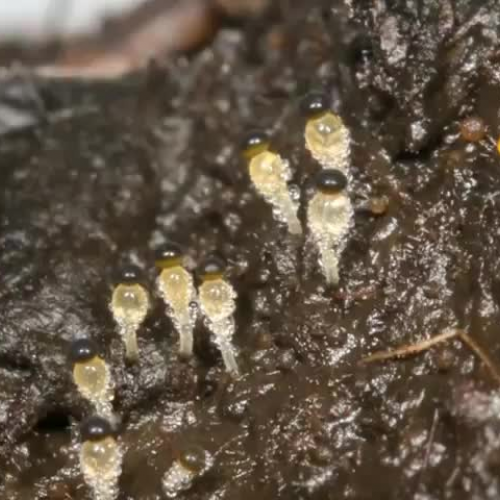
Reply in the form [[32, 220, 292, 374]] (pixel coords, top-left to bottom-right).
[[460, 116, 486, 143]]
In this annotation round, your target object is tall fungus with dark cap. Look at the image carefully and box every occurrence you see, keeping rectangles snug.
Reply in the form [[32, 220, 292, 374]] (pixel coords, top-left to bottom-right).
[[307, 169, 353, 285], [198, 257, 239, 376], [241, 130, 302, 236], [79, 415, 123, 500], [69, 338, 114, 418], [110, 264, 150, 363], [155, 242, 198, 359], [301, 91, 351, 174]]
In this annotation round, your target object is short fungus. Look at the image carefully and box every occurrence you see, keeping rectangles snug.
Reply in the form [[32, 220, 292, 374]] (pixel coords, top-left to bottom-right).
[[110, 265, 150, 363], [198, 257, 239, 376], [301, 91, 351, 173], [69, 338, 114, 418], [79, 415, 122, 500], [162, 445, 213, 498], [241, 130, 302, 236], [307, 169, 353, 285], [155, 242, 197, 359]]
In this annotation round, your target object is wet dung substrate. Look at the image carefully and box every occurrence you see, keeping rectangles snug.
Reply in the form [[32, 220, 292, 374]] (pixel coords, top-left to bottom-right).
[[1, 1, 500, 499]]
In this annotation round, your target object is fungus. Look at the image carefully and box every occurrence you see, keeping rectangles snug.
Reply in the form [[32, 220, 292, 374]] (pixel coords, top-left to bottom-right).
[[301, 91, 351, 173], [241, 131, 302, 236], [110, 265, 150, 363], [198, 257, 239, 376], [307, 169, 353, 285], [79, 416, 122, 500], [69, 338, 114, 418], [155, 242, 197, 359], [162, 445, 213, 498]]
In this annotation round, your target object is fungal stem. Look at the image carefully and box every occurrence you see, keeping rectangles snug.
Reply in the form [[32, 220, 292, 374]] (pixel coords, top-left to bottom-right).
[[178, 319, 194, 359], [122, 324, 139, 363], [362, 328, 500, 385], [211, 318, 239, 376], [318, 244, 340, 285], [275, 190, 302, 236]]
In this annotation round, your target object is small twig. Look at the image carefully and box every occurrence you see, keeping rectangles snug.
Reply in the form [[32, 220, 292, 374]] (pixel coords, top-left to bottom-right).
[[361, 328, 500, 385], [458, 330, 500, 385], [422, 408, 439, 474], [361, 328, 459, 363]]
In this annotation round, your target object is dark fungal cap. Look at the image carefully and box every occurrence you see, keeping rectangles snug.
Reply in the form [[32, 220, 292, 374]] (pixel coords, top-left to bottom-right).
[[69, 338, 98, 364], [178, 445, 207, 473], [155, 242, 183, 269], [81, 415, 114, 442], [241, 130, 270, 160], [315, 169, 348, 194], [115, 264, 144, 285], [300, 91, 330, 119], [199, 256, 226, 280]]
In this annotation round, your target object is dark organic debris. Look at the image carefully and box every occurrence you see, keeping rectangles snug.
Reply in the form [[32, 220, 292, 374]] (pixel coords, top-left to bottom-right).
[[2, 1, 500, 499]]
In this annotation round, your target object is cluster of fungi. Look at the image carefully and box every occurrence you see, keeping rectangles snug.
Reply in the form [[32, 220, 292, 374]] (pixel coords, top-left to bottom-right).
[[67, 92, 500, 499]]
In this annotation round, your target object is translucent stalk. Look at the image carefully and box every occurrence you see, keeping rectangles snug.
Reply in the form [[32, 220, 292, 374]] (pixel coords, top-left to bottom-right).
[[121, 324, 139, 363], [274, 190, 302, 236], [178, 317, 194, 359], [318, 244, 340, 285], [210, 317, 239, 376]]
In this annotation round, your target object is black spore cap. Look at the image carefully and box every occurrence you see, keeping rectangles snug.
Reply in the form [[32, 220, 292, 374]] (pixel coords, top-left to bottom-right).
[[241, 130, 270, 159], [81, 415, 114, 442], [314, 169, 348, 194], [69, 338, 98, 364], [300, 91, 330, 119], [114, 264, 143, 285], [199, 256, 227, 280], [154, 242, 183, 269]]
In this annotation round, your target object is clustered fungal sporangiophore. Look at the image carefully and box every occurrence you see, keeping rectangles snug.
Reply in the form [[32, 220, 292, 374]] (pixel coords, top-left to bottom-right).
[[69, 338, 115, 419], [242, 130, 302, 236], [307, 169, 353, 285], [155, 243, 197, 359], [110, 265, 151, 363], [79, 416, 123, 500], [302, 91, 351, 174], [238, 91, 354, 284], [65, 90, 356, 500], [198, 256, 239, 376], [162, 445, 213, 498]]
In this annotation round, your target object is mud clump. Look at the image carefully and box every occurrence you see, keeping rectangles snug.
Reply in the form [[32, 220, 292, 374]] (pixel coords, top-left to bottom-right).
[[1, 1, 500, 499]]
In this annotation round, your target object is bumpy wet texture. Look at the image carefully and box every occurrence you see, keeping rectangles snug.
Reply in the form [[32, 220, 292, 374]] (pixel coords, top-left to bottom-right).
[[1, 0, 500, 498]]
